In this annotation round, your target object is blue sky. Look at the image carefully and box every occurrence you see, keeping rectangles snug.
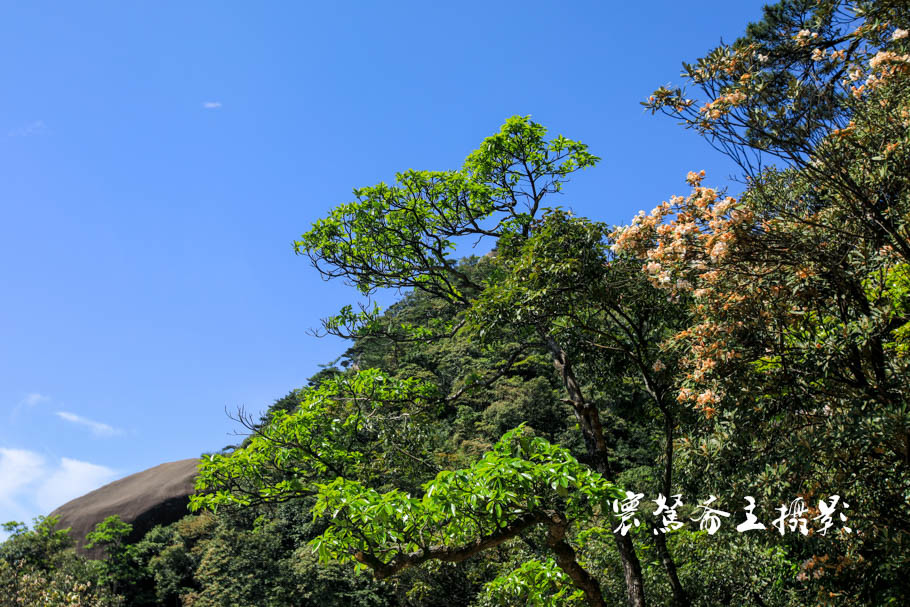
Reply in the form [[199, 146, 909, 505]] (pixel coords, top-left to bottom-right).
[[0, 1, 769, 532]]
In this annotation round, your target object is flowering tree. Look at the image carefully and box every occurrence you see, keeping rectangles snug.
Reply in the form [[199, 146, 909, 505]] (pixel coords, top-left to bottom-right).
[[646, 0, 908, 176], [614, 1, 910, 601]]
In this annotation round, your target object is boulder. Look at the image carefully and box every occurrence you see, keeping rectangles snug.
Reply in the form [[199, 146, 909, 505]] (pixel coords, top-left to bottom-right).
[[50, 458, 200, 557]]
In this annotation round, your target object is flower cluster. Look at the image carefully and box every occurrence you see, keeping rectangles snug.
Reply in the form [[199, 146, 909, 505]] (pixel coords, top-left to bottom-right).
[[848, 49, 910, 97], [795, 29, 819, 46], [699, 90, 747, 121], [611, 172, 790, 415], [869, 50, 910, 71]]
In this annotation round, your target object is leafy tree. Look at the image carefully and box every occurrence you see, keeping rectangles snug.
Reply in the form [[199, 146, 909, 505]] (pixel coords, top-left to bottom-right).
[[193, 369, 440, 512], [310, 426, 622, 607], [0, 516, 73, 569], [84, 515, 141, 599], [194, 117, 668, 607], [466, 209, 694, 605], [0, 516, 123, 606], [477, 558, 586, 606]]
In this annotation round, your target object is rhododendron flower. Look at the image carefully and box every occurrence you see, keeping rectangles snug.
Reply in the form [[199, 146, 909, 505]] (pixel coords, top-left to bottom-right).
[[713, 197, 735, 216], [893, 28, 908, 41], [869, 51, 910, 70], [795, 29, 817, 46], [696, 390, 719, 406], [725, 91, 746, 105], [686, 170, 706, 186], [709, 240, 728, 260]]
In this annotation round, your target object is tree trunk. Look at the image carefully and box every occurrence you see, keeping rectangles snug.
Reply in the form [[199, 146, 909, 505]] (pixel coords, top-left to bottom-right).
[[547, 511, 609, 607], [543, 333, 647, 607], [653, 532, 687, 607], [655, 413, 688, 607], [613, 531, 647, 607], [642, 373, 689, 607]]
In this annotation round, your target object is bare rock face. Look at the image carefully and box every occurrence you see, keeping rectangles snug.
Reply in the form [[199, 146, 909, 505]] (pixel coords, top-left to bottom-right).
[[50, 458, 200, 557]]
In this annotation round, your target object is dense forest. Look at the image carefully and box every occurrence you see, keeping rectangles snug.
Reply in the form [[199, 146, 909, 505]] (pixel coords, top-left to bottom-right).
[[3, 1, 908, 605]]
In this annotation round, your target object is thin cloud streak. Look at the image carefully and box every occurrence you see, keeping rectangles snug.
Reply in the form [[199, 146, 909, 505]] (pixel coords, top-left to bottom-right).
[[10, 393, 51, 420], [20, 393, 49, 407], [56, 411, 122, 437], [8, 120, 46, 137], [202, 101, 222, 109]]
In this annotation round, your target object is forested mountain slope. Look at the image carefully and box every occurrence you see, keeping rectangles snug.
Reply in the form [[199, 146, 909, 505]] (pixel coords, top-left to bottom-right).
[[3, 2, 908, 605]]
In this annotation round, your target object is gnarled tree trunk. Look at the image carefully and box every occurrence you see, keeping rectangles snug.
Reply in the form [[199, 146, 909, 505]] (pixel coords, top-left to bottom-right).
[[544, 333, 647, 607]]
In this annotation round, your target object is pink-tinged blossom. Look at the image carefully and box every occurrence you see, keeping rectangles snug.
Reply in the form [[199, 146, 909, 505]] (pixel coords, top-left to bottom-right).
[[869, 50, 910, 70], [696, 390, 719, 406], [686, 170, 706, 186], [795, 29, 817, 46]]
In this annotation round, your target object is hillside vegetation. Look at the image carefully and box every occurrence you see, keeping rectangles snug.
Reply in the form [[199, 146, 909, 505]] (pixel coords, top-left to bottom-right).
[[3, 2, 909, 605]]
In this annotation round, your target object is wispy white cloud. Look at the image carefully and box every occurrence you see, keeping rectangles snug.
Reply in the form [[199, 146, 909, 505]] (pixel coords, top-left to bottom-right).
[[11, 393, 50, 418], [35, 458, 116, 513], [8, 120, 47, 137], [0, 448, 117, 536], [202, 101, 222, 109], [0, 448, 45, 500], [19, 393, 49, 407], [0, 448, 47, 530], [56, 411, 121, 437]]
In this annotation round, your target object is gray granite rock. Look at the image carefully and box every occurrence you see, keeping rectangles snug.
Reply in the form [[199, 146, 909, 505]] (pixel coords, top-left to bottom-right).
[[50, 458, 199, 557]]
